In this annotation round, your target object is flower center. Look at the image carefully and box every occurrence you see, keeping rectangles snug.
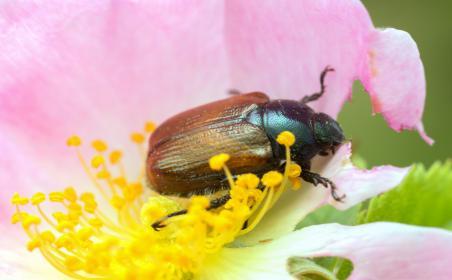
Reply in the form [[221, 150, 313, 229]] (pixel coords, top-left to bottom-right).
[[11, 123, 302, 280]]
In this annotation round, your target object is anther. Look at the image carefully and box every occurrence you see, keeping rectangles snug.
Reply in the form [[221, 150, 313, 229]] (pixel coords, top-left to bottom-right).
[[66, 135, 82, 147], [63, 187, 78, 202], [27, 238, 41, 252], [22, 215, 41, 229], [110, 195, 126, 210], [31, 192, 46, 205], [49, 192, 65, 202], [209, 153, 230, 171], [287, 163, 302, 178], [145, 121, 156, 133], [91, 155, 105, 168], [109, 150, 123, 164], [131, 133, 145, 144], [261, 171, 283, 188], [290, 178, 302, 190], [11, 193, 29, 205], [276, 131, 295, 146], [91, 140, 108, 152]]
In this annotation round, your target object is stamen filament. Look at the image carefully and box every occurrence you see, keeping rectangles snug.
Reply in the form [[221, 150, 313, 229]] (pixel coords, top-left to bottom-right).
[[237, 187, 275, 236], [11, 129, 302, 280], [74, 149, 109, 202], [36, 205, 58, 229], [270, 142, 292, 209]]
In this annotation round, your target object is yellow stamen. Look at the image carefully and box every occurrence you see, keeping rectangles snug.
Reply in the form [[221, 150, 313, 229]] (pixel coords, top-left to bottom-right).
[[66, 135, 82, 147], [261, 171, 283, 188], [49, 192, 65, 203], [145, 121, 156, 133], [11, 128, 302, 280], [11, 193, 29, 205], [64, 187, 78, 202], [276, 131, 295, 146], [31, 193, 45, 205], [208, 153, 230, 171], [288, 163, 302, 178], [131, 132, 145, 144], [109, 150, 123, 165], [92, 140, 108, 152], [96, 169, 111, 180], [91, 155, 105, 168], [110, 195, 126, 210], [291, 178, 303, 190], [27, 238, 41, 252]]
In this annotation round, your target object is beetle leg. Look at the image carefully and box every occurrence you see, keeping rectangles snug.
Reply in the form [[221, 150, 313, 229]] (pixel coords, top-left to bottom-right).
[[331, 145, 337, 155], [319, 145, 338, 156], [151, 194, 232, 231], [208, 194, 231, 209], [300, 170, 345, 202], [152, 209, 188, 231], [300, 66, 335, 104]]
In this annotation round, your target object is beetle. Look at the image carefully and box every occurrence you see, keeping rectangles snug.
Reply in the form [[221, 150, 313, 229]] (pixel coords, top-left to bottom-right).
[[147, 66, 345, 230]]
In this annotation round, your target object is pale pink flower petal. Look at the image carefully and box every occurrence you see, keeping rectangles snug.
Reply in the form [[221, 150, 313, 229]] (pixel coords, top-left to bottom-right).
[[0, 1, 428, 199], [0, 1, 228, 207], [0, 1, 430, 174], [0, 0, 429, 265], [201, 223, 452, 280], [0, 226, 69, 279], [329, 145, 412, 209], [226, 0, 430, 142], [360, 28, 433, 144], [226, 0, 372, 116], [237, 143, 410, 245]]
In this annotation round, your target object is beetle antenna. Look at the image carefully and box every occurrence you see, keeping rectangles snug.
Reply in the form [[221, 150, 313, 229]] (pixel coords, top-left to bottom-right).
[[300, 66, 335, 104]]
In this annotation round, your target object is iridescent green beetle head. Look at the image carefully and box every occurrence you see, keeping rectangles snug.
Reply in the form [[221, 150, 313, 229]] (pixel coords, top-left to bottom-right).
[[312, 112, 345, 152]]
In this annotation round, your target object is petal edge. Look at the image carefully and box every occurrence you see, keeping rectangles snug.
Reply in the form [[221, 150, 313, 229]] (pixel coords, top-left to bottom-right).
[[360, 28, 433, 144]]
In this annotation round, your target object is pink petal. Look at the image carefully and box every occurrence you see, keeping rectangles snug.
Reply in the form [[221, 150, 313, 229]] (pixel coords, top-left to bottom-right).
[[329, 145, 411, 209], [226, 0, 431, 142], [226, 0, 372, 117], [0, 1, 228, 210], [0, 1, 430, 181], [0, 1, 428, 225], [360, 28, 433, 144], [236, 143, 409, 245], [0, 226, 69, 279], [0, 1, 229, 146], [212, 223, 452, 280]]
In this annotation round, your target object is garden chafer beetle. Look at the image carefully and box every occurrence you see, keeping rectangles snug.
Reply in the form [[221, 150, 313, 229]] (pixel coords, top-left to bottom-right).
[[147, 67, 345, 230]]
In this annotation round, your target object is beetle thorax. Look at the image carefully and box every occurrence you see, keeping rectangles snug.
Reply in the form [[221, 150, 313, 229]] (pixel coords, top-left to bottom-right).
[[261, 100, 320, 165]]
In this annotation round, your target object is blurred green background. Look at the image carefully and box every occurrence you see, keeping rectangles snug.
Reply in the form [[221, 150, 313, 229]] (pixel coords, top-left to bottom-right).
[[338, 0, 452, 167]]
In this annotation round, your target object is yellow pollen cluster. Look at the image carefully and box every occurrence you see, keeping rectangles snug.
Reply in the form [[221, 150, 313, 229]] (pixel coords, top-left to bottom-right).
[[11, 129, 302, 280], [208, 153, 230, 171]]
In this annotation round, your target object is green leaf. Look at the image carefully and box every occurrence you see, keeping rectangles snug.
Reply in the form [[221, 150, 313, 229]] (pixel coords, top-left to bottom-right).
[[288, 257, 353, 280], [358, 161, 452, 229], [288, 257, 338, 280], [293, 161, 452, 279], [351, 154, 367, 169], [296, 204, 361, 230]]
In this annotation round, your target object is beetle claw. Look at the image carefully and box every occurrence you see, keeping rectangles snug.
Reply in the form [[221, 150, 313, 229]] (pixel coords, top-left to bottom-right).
[[151, 221, 166, 231], [301, 170, 345, 202]]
